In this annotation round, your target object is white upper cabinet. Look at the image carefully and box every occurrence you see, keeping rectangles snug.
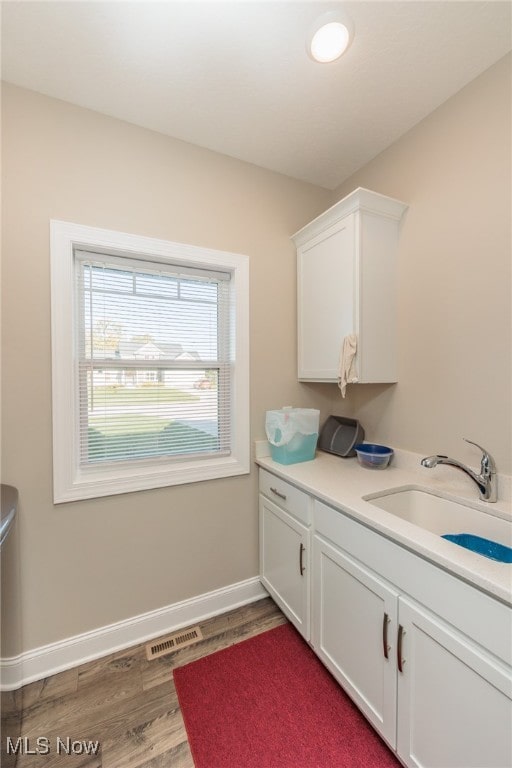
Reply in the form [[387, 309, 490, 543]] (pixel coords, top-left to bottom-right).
[[292, 188, 407, 383]]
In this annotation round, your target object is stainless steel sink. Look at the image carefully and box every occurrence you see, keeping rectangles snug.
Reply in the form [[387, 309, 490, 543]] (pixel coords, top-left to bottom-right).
[[363, 486, 512, 554]]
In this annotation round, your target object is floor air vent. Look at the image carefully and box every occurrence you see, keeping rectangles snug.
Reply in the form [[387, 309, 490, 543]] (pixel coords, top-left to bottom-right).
[[145, 626, 203, 660]]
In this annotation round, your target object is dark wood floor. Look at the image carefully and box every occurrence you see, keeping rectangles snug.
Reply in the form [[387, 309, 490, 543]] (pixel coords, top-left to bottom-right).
[[5, 597, 287, 768]]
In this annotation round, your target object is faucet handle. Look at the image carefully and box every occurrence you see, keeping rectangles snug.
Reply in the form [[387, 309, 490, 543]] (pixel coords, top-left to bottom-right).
[[463, 438, 497, 474]]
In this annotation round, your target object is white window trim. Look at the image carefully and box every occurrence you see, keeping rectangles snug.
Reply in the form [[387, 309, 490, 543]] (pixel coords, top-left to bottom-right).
[[50, 220, 250, 503]]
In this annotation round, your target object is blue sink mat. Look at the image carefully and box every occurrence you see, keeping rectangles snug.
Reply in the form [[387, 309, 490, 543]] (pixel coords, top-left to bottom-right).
[[442, 533, 512, 563]]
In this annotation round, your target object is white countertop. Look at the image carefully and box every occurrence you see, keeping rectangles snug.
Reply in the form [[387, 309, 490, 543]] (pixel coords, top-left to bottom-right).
[[256, 447, 512, 607]]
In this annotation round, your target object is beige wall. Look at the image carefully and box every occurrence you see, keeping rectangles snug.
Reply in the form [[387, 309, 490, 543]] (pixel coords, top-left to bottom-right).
[[1, 83, 332, 652], [325, 53, 511, 476], [2, 51, 510, 654]]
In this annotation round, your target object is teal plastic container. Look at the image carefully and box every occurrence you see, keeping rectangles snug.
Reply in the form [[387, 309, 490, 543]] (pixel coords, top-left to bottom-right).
[[269, 431, 318, 465], [266, 407, 320, 465]]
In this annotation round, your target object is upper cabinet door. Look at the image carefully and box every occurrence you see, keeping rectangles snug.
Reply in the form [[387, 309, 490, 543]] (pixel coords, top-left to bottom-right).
[[297, 214, 355, 382], [293, 188, 407, 384]]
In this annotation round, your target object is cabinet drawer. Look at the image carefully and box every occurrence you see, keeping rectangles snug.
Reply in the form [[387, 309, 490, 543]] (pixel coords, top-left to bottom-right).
[[259, 469, 311, 525]]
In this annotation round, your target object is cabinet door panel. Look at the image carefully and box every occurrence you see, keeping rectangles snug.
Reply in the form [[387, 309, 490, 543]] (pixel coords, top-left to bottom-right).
[[297, 215, 355, 380], [312, 535, 398, 748], [259, 496, 309, 639], [397, 598, 512, 768]]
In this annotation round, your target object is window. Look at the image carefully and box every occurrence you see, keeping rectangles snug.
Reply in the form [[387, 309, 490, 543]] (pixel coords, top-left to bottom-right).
[[51, 221, 249, 502]]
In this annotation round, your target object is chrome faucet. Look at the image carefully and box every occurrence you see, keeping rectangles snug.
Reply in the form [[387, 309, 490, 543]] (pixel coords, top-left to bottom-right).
[[421, 438, 497, 503]]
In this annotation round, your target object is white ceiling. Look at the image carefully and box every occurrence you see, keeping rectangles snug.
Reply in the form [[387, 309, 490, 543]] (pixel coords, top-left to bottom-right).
[[2, 1, 511, 189]]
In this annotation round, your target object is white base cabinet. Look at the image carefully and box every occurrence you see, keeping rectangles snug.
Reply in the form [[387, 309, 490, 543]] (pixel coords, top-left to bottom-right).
[[313, 530, 512, 768], [312, 535, 399, 749], [260, 467, 512, 768], [397, 598, 512, 768], [259, 469, 311, 640]]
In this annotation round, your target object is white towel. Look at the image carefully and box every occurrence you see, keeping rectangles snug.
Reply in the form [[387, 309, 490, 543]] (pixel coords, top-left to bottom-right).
[[338, 334, 358, 398]]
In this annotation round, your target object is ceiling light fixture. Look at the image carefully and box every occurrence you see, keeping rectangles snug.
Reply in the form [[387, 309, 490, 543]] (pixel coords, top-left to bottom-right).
[[307, 10, 354, 63]]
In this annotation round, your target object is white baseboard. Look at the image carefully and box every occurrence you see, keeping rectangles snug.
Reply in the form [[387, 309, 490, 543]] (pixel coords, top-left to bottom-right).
[[0, 576, 268, 691]]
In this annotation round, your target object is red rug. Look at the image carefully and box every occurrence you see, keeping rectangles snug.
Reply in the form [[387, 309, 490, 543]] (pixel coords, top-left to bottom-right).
[[173, 623, 401, 768]]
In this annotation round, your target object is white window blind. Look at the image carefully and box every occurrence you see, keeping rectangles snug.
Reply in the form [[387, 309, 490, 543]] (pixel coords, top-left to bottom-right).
[[75, 250, 232, 466], [51, 220, 249, 502]]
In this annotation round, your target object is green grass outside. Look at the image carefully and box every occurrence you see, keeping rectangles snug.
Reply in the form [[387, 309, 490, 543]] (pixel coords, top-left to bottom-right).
[[89, 414, 171, 435], [89, 385, 199, 406], [87, 415, 218, 461]]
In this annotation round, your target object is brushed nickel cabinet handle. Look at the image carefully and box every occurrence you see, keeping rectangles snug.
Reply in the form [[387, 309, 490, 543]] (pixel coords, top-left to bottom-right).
[[382, 613, 391, 659], [270, 486, 287, 501], [299, 543, 305, 575], [397, 624, 406, 673]]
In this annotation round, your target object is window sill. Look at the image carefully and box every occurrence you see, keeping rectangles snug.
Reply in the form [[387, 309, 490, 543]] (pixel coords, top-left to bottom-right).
[[54, 454, 250, 503]]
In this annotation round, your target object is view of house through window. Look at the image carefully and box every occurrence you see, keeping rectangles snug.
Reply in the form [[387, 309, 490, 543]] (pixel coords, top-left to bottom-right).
[[51, 220, 248, 502], [76, 252, 231, 465]]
